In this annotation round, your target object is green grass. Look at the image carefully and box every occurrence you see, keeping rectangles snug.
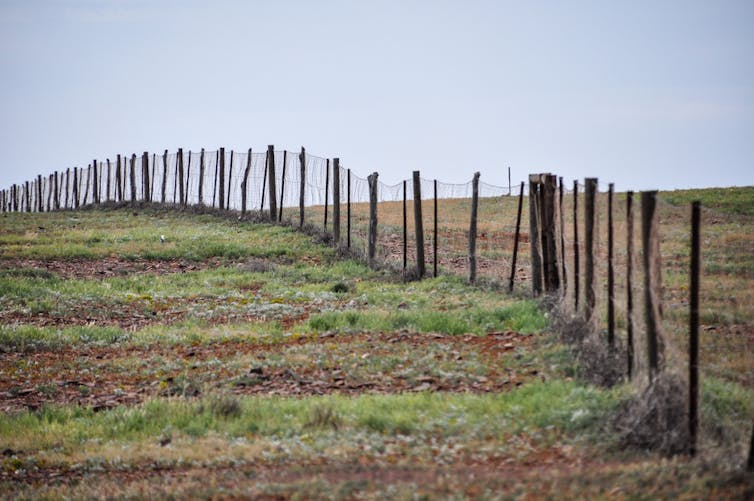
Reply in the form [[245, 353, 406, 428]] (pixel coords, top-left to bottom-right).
[[659, 186, 754, 216]]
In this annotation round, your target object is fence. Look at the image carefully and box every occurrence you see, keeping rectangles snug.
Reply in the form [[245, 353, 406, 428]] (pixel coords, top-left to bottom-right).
[[1, 146, 752, 459], [0, 146, 522, 285]]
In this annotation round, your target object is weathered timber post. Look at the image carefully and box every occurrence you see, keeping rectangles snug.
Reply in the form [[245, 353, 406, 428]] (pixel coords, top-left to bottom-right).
[[83, 165, 91, 205], [241, 148, 252, 216], [333, 158, 341, 243], [37, 175, 43, 212], [608, 183, 615, 347], [433, 179, 438, 278], [367, 172, 378, 267], [47, 174, 53, 211], [225, 150, 232, 210], [278, 150, 287, 221], [142, 153, 150, 203], [347, 168, 351, 248], [65, 168, 70, 209], [115, 156, 122, 203], [509, 181, 525, 293], [160, 150, 167, 204], [198, 149, 205, 205], [529, 176, 543, 296], [260, 150, 267, 212], [267, 145, 277, 221], [469, 172, 480, 284], [212, 151, 218, 207], [24, 182, 30, 212], [56, 171, 62, 210], [403, 180, 407, 272], [93, 160, 99, 204], [689, 201, 701, 456], [559, 177, 567, 293], [185, 151, 192, 207], [129, 154, 137, 206], [105, 160, 111, 203], [641, 190, 664, 381], [626, 191, 635, 380], [74, 167, 81, 209], [299, 147, 306, 228], [541, 174, 559, 291], [413, 171, 426, 277], [178, 148, 186, 207], [323, 159, 329, 230], [583, 178, 598, 322], [573, 180, 580, 309]]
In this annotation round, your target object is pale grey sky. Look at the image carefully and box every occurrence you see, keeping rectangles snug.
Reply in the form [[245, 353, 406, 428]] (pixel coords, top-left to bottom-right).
[[1, 0, 753, 192]]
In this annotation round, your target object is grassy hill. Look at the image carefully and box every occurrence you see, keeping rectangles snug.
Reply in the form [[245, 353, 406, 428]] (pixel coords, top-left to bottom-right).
[[1, 200, 753, 498]]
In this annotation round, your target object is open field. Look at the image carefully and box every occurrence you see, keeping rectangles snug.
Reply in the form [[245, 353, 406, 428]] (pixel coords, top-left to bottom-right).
[[1, 201, 753, 498]]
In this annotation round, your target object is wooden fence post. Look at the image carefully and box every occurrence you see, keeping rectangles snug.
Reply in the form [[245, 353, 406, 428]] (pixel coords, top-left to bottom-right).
[[608, 183, 615, 347], [225, 150, 232, 210], [541, 174, 559, 291], [24, 182, 30, 212], [689, 201, 701, 456], [403, 180, 407, 272], [641, 190, 664, 381], [37, 175, 43, 212], [241, 148, 252, 216], [115, 156, 122, 203], [368, 172, 378, 267], [260, 150, 267, 212], [142, 153, 150, 203], [267, 145, 277, 221], [529, 176, 543, 296], [433, 179, 438, 278], [185, 152, 192, 207], [469, 172, 480, 284], [333, 158, 340, 243], [347, 168, 351, 248], [413, 170, 426, 278], [584, 178, 598, 322], [559, 177, 567, 293], [212, 151, 218, 207], [93, 160, 99, 204], [198, 149, 205, 206], [83, 165, 91, 205], [64, 169, 70, 209], [299, 147, 306, 228], [178, 148, 186, 207], [278, 151, 287, 221], [573, 180, 580, 309], [46, 174, 53, 211], [626, 190, 635, 380], [129, 155, 137, 206], [105, 160, 111, 203], [323, 158, 329, 230], [509, 181, 525, 292]]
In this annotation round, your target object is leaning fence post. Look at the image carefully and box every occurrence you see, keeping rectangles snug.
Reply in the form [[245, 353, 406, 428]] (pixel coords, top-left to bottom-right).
[[469, 172, 480, 284], [83, 165, 91, 205], [278, 150, 287, 221], [241, 148, 252, 216], [368, 172, 379, 267], [584, 178, 598, 323], [179, 148, 186, 207], [299, 147, 306, 228], [607, 182, 615, 347], [142, 153, 150, 203], [93, 160, 99, 204], [626, 190, 635, 380], [65, 168, 70, 209], [46, 174, 53, 211], [509, 181, 525, 293], [267, 145, 277, 221], [105, 160, 111, 203], [115, 156, 122, 203], [333, 158, 341, 243], [36, 175, 43, 212], [73, 168, 79, 209], [212, 151, 218, 207], [689, 200, 701, 456], [641, 190, 664, 381], [184, 152, 191, 207]]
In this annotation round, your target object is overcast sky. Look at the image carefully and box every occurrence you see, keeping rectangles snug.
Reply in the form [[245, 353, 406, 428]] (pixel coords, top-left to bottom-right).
[[1, 0, 752, 192]]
